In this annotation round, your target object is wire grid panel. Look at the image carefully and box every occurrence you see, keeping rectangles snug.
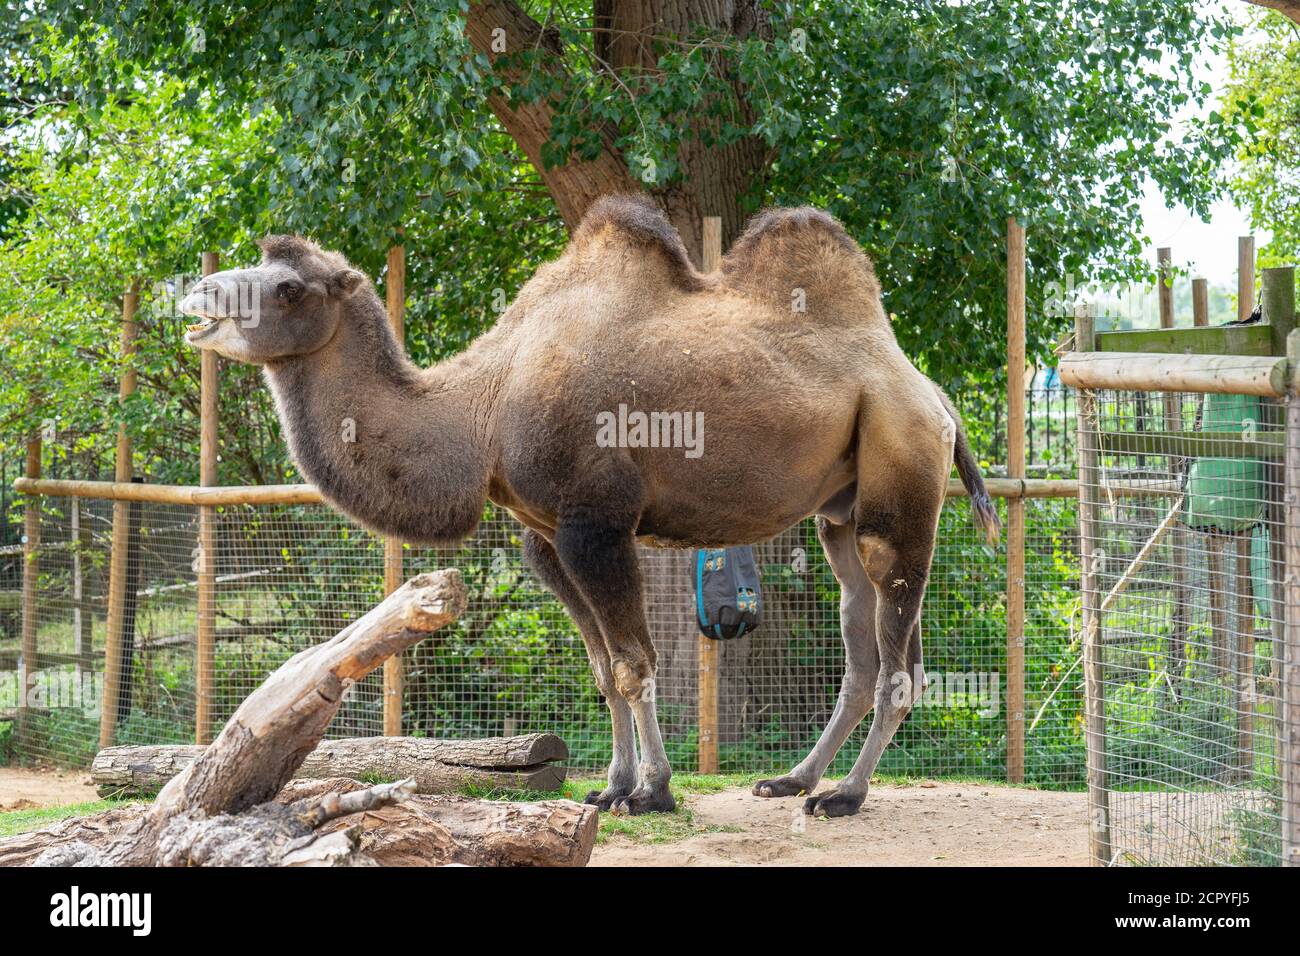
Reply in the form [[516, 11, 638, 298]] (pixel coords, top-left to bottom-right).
[[1079, 387, 1288, 866], [5, 492, 1084, 786]]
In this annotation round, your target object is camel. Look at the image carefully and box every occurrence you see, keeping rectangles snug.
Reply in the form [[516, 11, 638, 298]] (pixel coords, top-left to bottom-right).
[[181, 195, 999, 817]]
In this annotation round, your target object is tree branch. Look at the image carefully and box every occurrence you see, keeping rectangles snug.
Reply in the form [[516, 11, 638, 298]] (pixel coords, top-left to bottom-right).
[[1249, 0, 1300, 24], [464, 1, 639, 229]]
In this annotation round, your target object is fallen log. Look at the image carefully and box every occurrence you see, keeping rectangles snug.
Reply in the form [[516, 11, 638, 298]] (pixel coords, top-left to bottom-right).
[[0, 778, 597, 867], [92, 734, 570, 798], [0, 569, 597, 867], [0, 572, 585, 868], [284, 778, 596, 867]]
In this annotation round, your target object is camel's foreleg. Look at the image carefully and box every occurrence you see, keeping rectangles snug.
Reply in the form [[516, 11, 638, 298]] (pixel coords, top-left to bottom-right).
[[523, 530, 638, 809], [553, 516, 675, 815]]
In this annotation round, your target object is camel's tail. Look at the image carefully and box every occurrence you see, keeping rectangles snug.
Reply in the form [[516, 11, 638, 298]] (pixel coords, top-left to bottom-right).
[[936, 388, 1000, 546]]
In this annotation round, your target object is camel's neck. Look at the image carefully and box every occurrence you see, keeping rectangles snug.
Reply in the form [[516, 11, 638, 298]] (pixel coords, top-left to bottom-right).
[[263, 294, 496, 544]]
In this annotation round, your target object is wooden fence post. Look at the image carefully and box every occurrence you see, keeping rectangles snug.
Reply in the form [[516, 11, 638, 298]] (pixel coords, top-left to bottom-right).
[[72, 497, 91, 684], [383, 242, 406, 737], [1159, 249, 1193, 699], [1239, 236, 1256, 325], [1157, 248, 1178, 427], [1268, 267, 1297, 866], [1268, 264, 1294, 764], [1076, 303, 1111, 865], [697, 215, 723, 775], [195, 252, 220, 745], [17, 432, 41, 746], [1192, 277, 1209, 330], [1006, 217, 1026, 783], [99, 280, 140, 749]]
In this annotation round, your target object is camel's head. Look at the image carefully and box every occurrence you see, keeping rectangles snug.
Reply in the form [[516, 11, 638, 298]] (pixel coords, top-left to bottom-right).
[[181, 235, 366, 364]]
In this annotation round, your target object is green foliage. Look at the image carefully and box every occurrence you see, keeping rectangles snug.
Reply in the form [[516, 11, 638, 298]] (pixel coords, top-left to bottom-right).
[[745, 1, 1242, 384], [3, 0, 1243, 449], [0, 717, 12, 765], [1223, 10, 1300, 267]]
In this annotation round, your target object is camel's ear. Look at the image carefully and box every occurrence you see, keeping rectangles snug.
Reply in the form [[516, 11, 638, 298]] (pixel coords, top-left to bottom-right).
[[327, 268, 365, 297]]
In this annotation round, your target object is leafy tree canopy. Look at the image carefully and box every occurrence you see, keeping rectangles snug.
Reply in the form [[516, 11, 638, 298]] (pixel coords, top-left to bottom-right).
[[1, 1, 1244, 484], [1224, 9, 1300, 267]]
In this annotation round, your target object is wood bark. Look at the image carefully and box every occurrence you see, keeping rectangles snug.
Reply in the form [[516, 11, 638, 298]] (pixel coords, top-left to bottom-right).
[[1249, 0, 1300, 25], [0, 779, 597, 868], [1, 570, 598, 866], [1, 571, 561, 867], [151, 570, 468, 822], [290, 778, 597, 867], [92, 734, 569, 798], [464, 0, 771, 259]]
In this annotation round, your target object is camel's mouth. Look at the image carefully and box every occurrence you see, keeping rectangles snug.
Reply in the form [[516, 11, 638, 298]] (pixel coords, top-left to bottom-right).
[[184, 316, 222, 343]]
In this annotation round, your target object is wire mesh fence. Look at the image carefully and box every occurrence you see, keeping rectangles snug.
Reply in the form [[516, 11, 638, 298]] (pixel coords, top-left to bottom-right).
[[1078, 387, 1290, 865], [1, 385, 1089, 790], [2, 490, 1085, 783]]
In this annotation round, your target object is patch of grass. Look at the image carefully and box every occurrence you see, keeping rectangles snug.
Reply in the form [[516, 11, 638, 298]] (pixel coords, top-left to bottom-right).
[[868, 772, 1050, 791], [0, 799, 143, 838], [596, 805, 740, 845], [355, 771, 398, 786], [455, 773, 751, 846]]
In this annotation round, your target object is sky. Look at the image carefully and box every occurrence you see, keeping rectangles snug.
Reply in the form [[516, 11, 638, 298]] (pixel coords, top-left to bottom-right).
[[1137, 0, 1269, 287]]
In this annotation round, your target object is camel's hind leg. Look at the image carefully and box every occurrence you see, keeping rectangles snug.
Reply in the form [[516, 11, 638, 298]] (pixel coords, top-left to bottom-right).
[[803, 495, 941, 818], [523, 530, 638, 809], [753, 515, 879, 798]]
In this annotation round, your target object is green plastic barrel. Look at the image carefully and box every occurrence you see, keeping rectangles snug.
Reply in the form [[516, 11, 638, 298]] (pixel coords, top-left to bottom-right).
[[1183, 391, 1267, 532]]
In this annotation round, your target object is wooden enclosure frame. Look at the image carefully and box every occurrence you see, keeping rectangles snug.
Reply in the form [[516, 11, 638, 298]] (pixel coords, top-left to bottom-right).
[[1065, 258, 1299, 867]]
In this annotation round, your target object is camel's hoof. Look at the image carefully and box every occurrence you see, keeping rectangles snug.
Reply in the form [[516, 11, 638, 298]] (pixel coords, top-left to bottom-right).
[[609, 787, 676, 816], [752, 776, 811, 798], [803, 788, 865, 818], [583, 788, 632, 812]]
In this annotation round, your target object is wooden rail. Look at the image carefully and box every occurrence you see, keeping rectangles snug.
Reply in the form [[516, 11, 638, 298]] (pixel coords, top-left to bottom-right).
[[16, 475, 1186, 506], [14, 477, 324, 505], [1059, 350, 1290, 397]]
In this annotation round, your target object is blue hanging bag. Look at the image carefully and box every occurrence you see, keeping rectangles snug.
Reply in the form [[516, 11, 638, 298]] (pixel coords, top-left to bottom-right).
[[692, 546, 762, 640]]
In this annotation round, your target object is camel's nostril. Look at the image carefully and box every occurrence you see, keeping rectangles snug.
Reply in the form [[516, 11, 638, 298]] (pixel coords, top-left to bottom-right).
[[180, 280, 227, 318]]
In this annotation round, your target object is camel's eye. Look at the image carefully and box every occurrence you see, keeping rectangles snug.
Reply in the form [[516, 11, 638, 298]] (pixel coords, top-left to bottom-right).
[[277, 281, 304, 303]]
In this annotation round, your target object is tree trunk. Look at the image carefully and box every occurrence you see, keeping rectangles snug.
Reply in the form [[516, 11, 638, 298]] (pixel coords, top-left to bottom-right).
[[1248, 1, 1300, 25], [0, 570, 598, 867], [465, 0, 769, 259], [150, 571, 468, 823], [462, 1, 771, 776], [91, 734, 570, 798]]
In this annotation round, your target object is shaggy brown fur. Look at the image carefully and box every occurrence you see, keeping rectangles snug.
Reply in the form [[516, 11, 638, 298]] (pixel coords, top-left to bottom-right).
[[181, 195, 998, 817]]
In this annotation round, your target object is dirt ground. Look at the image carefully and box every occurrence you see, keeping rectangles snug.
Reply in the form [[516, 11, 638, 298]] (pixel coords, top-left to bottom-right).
[[0, 769, 1087, 866], [0, 766, 99, 812], [590, 781, 1089, 866]]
